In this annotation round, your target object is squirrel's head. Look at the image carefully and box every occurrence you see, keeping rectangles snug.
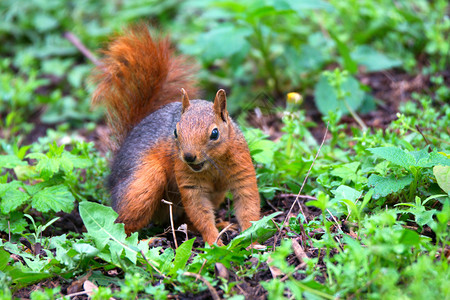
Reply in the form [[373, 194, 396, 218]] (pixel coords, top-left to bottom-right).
[[174, 89, 232, 172]]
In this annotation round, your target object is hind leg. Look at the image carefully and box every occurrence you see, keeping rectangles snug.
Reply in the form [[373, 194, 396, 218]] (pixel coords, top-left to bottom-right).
[[116, 151, 170, 234]]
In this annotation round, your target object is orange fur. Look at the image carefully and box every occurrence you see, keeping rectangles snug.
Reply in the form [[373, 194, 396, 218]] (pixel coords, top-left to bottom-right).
[[93, 26, 260, 245], [92, 24, 198, 149], [117, 140, 180, 234]]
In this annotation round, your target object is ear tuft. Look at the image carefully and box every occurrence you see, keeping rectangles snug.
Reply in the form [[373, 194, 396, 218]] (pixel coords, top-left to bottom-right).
[[181, 88, 190, 113], [213, 89, 228, 122]]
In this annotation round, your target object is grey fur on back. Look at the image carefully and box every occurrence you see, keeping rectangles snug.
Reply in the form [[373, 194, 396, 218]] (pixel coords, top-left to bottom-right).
[[108, 100, 208, 211]]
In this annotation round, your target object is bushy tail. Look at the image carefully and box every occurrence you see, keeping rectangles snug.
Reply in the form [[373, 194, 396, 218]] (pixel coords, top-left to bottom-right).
[[92, 24, 198, 149]]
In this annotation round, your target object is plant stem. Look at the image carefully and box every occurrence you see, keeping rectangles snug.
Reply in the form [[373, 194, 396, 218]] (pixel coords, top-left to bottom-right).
[[343, 98, 367, 132], [254, 25, 281, 96], [409, 169, 419, 202]]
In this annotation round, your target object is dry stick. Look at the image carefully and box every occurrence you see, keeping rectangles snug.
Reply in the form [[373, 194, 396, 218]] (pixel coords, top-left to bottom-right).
[[183, 272, 221, 300], [266, 199, 279, 211], [297, 198, 313, 248], [161, 199, 178, 249], [64, 32, 101, 66], [61, 290, 97, 299], [215, 222, 235, 245], [277, 122, 329, 243], [415, 125, 431, 146], [326, 209, 343, 250], [277, 194, 317, 201]]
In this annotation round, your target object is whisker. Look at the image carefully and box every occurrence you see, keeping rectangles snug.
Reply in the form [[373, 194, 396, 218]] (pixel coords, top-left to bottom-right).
[[201, 150, 225, 178]]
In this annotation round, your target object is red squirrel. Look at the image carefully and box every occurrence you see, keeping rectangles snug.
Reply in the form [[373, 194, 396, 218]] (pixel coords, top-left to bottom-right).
[[92, 25, 260, 245]]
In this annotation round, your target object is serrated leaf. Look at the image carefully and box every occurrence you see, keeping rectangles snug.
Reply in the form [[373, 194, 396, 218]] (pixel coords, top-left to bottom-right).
[[368, 174, 413, 199], [331, 162, 367, 183], [31, 184, 74, 213], [433, 165, 450, 193], [0, 211, 27, 234], [368, 147, 415, 169], [0, 188, 30, 214], [0, 155, 27, 169], [79, 202, 139, 264], [426, 152, 450, 168], [409, 148, 430, 166], [34, 156, 60, 179], [170, 238, 195, 276], [228, 212, 281, 249], [63, 152, 92, 169]]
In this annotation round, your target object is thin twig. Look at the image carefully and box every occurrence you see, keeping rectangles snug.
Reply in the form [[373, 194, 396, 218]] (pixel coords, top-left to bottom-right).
[[276, 194, 317, 201], [277, 122, 330, 242], [183, 272, 221, 300], [326, 209, 343, 250], [215, 223, 235, 245], [280, 263, 306, 282], [415, 125, 431, 146], [61, 290, 94, 299], [162, 199, 178, 249], [64, 32, 101, 66]]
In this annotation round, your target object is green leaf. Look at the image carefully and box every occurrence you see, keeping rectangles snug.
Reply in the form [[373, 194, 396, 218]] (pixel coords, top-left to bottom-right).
[[196, 25, 251, 61], [331, 162, 367, 183], [72, 243, 100, 258], [170, 238, 195, 276], [0, 249, 10, 271], [249, 140, 276, 164], [8, 268, 53, 286], [333, 185, 362, 202], [331, 162, 360, 180], [368, 147, 415, 169], [314, 75, 365, 116], [287, 0, 334, 14], [433, 165, 450, 193], [399, 229, 420, 247], [329, 31, 358, 73], [351, 45, 402, 72], [0, 211, 27, 234], [228, 212, 281, 249], [415, 210, 436, 227], [31, 185, 74, 213], [79, 202, 138, 264], [0, 155, 27, 169], [28, 154, 60, 179], [368, 174, 414, 199], [425, 152, 450, 168], [63, 152, 92, 169], [0, 185, 30, 214]]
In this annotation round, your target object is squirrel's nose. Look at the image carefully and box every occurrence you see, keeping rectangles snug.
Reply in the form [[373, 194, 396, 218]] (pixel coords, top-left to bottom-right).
[[184, 153, 196, 163]]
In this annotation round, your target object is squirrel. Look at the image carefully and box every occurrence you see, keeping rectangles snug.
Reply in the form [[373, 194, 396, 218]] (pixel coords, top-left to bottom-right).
[[92, 25, 260, 246]]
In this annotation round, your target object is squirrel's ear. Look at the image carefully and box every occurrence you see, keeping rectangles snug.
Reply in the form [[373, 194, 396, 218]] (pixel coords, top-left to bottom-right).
[[181, 88, 190, 113], [213, 89, 228, 122]]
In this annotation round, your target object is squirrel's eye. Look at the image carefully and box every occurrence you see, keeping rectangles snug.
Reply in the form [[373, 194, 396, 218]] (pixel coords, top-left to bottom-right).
[[174, 128, 178, 138], [210, 128, 219, 140]]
